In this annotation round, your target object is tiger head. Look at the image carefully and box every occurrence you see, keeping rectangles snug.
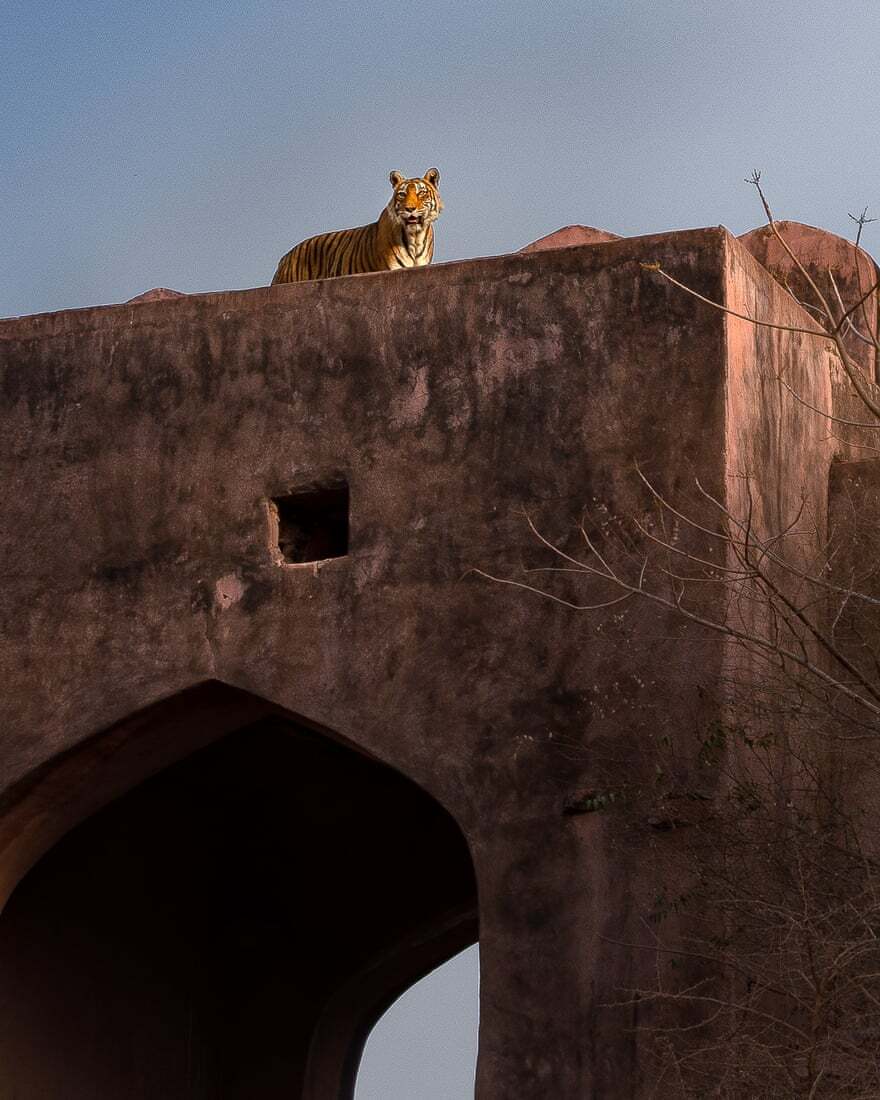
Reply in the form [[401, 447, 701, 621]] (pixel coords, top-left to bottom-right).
[[388, 168, 443, 238]]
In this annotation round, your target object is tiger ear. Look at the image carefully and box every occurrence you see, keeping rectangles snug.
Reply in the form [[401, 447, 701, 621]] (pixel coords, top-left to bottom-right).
[[423, 167, 440, 187], [389, 170, 404, 188]]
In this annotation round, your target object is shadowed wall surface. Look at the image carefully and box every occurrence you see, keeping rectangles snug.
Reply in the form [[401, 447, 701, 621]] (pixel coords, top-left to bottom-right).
[[0, 231, 849, 1096]]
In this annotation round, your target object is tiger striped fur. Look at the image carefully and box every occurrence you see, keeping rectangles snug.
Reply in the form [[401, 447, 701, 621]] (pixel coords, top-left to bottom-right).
[[271, 168, 443, 284]]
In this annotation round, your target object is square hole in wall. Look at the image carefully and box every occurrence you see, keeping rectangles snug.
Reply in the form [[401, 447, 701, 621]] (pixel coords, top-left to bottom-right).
[[271, 479, 349, 564]]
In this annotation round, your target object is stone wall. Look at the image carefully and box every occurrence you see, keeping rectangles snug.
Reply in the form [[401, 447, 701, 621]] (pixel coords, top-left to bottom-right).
[[0, 227, 861, 1097]]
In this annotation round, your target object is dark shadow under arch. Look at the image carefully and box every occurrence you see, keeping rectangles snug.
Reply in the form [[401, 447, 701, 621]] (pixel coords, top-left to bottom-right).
[[0, 684, 478, 1099]]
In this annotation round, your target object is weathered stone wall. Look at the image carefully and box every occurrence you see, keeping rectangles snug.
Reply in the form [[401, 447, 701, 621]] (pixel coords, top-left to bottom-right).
[[0, 228, 855, 1097]]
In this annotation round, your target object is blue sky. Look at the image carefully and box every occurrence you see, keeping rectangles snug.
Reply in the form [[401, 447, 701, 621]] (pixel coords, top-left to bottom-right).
[[4, 1, 880, 318], [355, 944, 480, 1100], [4, 1, 879, 1093]]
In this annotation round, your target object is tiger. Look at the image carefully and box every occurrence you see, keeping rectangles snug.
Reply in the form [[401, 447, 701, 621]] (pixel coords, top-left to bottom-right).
[[271, 168, 443, 284]]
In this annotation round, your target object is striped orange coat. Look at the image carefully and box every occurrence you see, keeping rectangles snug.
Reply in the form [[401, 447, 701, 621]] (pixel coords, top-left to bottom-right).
[[272, 169, 443, 284]]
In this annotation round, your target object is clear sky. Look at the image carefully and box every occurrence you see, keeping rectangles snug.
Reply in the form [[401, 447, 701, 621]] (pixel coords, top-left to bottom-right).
[[4, 1, 880, 319], [356, 945, 480, 1100], [4, 1, 878, 1094]]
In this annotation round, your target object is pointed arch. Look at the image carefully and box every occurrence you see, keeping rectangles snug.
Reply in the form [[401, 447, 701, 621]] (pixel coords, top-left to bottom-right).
[[0, 681, 478, 1099]]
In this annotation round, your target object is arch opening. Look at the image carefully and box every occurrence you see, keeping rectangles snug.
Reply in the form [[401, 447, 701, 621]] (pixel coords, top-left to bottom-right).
[[0, 690, 478, 1099]]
